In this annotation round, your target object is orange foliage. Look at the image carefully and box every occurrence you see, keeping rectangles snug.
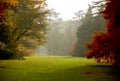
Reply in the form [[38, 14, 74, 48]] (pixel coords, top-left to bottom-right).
[[0, 0, 18, 18], [24, 48, 34, 56]]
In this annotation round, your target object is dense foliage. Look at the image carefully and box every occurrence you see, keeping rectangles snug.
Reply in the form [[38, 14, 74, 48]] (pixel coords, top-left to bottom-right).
[[0, 0, 18, 18], [74, 2, 105, 57], [0, 0, 48, 59], [86, 0, 120, 66]]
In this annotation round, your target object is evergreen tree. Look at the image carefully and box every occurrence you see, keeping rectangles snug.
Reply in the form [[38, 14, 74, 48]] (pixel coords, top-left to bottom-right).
[[74, 2, 105, 57]]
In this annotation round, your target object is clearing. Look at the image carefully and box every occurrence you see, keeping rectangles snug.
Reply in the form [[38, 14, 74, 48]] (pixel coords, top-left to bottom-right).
[[0, 56, 119, 81]]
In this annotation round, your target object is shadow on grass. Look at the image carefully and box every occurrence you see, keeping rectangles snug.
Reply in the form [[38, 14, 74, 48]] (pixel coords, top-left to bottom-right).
[[0, 65, 120, 81], [87, 64, 120, 80], [88, 64, 112, 67], [0, 66, 7, 68], [51, 65, 120, 81]]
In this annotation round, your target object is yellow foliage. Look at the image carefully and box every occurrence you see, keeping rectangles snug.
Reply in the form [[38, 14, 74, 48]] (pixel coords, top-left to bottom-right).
[[1, 0, 19, 6], [17, 44, 34, 56], [95, 56, 115, 64], [17, 44, 25, 51], [24, 47, 34, 56]]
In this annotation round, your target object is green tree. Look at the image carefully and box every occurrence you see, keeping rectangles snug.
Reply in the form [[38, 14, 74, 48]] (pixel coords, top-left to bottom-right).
[[46, 12, 77, 56], [74, 2, 105, 57], [45, 12, 64, 55]]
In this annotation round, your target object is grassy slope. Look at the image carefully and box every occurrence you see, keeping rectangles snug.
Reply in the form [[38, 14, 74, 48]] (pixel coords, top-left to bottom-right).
[[0, 56, 119, 81]]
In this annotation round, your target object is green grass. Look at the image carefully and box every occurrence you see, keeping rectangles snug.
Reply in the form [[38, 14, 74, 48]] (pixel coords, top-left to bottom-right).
[[0, 56, 119, 81]]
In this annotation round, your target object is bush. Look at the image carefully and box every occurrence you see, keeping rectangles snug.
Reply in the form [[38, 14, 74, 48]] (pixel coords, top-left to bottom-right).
[[0, 49, 24, 60], [0, 49, 14, 59]]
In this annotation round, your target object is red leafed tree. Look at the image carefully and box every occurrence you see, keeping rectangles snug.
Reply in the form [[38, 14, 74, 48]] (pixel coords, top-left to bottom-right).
[[86, 0, 120, 66]]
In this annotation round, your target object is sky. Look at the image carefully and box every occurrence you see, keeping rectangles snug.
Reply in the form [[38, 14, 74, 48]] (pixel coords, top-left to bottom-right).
[[46, 0, 98, 20]]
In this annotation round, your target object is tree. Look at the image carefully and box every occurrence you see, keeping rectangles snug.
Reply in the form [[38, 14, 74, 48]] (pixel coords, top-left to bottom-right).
[[45, 12, 77, 56], [0, 0, 19, 59], [0, 0, 18, 43], [73, 3, 105, 57], [0, 0, 48, 59], [47, 9, 60, 23], [73, 10, 84, 21], [86, 0, 120, 66], [15, 0, 48, 56]]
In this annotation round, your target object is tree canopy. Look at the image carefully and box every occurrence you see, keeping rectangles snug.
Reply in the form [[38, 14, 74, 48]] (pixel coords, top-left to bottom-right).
[[0, 0, 48, 59], [73, 2, 105, 57], [86, 0, 120, 66]]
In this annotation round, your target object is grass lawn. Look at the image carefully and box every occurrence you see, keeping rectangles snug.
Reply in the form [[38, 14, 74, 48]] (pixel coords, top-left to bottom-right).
[[0, 56, 119, 81]]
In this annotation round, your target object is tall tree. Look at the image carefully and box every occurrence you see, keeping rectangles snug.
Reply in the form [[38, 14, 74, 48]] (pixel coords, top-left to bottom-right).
[[74, 3, 105, 57], [0, 0, 19, 59], [86, 0, 120, 66], [15, 0, 48, 56], [46, 16, 77, 56], [0, 0, 48, 59]]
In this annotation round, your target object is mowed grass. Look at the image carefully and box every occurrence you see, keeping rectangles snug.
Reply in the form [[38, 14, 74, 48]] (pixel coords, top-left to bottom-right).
[[0, 56, 119, 81]]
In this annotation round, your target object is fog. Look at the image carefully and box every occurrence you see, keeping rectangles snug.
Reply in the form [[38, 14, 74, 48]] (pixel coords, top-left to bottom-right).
[[35, 0, 105, 56]]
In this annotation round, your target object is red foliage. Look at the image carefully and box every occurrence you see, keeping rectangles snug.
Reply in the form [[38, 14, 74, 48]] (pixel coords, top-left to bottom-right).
[[101, 0, 120, 32], [0, 0, 18, 18], [86, 0, 120, 66], [0, 2, 10, 18]]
